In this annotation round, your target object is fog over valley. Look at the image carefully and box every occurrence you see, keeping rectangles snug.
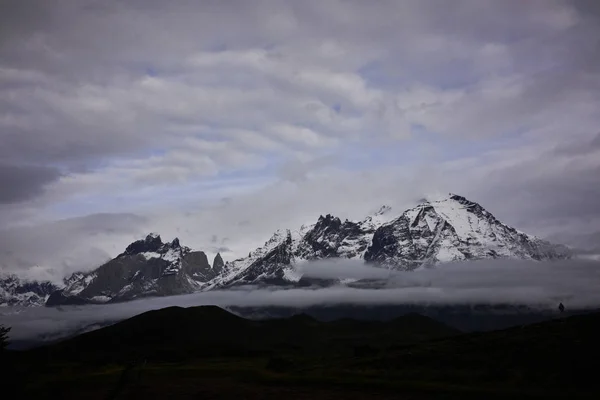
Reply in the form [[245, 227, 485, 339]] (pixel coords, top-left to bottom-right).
[[3, 258, 599, 343]]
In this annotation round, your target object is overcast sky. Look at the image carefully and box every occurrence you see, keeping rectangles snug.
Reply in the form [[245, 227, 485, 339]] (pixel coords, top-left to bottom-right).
[[1, 0, 600, 280]]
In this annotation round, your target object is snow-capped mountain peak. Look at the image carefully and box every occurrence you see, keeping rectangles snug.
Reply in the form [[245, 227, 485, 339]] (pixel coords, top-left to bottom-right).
[[4, 194, 571, 307], [374, 205, 393, 216], [0, 274, 60, 307], [365, 194, 570, 269], [117, 234, 192, 277], [214, 194, 570, 287], [45, 233, 217, 306], [363, 205, 396, 229]]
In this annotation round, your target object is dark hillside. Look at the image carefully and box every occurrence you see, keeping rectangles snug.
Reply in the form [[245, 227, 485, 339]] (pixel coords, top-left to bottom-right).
[[4, 306, 599, 399]]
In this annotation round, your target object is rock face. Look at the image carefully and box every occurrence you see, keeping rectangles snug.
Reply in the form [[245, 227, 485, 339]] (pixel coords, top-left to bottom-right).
[[222, 230, 297, 287], [212, 253, 225, 275], [210, 194, 570, 288], [46, 234, 219, 306], [208, 204, 397, 288], [0, 275, 60, 307]]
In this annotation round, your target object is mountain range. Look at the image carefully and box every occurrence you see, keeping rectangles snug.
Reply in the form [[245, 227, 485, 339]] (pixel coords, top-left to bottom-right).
[[0, 194, 570, 307], [0, 275, 60, 307]]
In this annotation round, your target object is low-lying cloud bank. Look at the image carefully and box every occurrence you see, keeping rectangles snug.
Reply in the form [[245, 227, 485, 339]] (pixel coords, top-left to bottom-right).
[[2, 258, 599, 342]]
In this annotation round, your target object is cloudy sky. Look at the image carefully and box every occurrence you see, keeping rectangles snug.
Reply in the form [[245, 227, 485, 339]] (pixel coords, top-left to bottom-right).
[[1, 0, 600, 280]]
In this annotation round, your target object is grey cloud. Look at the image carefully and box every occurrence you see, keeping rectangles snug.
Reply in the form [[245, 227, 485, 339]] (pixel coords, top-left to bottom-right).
[[0, 213, 148, 281], [2, 258, 600, 342], [0, 0, 590, 174], [209, 246, 231, 254], [456, 143, 600, 235], [278, 154, 339, 182], [299, 259, 396, 280], [0, 163, 61, 203], [0, 0, 599, 274], [547, 231, 600, 255], [552, 133, 600, 156], [1, 2, 361, 178]]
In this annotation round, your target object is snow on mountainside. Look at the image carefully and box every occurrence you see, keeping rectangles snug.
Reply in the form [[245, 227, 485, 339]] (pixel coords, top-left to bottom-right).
[[0, 275, 60, 307], [45, 234, 223, 306], [2, 193, 571, 307], [214, 205, 397, 288], [213, 194, 570, 288], [364, 194, 570, 269], [207, 206, 396, 289]]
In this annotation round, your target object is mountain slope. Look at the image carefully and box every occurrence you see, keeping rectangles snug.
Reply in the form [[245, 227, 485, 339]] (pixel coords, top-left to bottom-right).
[[210, 205, 396, 288], [214, 194, 569, 287], [29, 305, 457, 363], [365, 194, 570, 269], [46, 234, 219, 306]]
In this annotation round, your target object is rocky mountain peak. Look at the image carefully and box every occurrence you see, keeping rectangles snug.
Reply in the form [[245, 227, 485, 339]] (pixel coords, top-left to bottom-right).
[[45, 234, 210, 307], [213, 194, 570, 288], [315, 214, 342, 230], [374, 205, 392, 216], [122, 233, 164, 256], [365, 194, 569, 269], [448, 193, 468, 202], [118, 233, 187, 259], [445, 194, 489, 217], [213, 253, 225, 274]]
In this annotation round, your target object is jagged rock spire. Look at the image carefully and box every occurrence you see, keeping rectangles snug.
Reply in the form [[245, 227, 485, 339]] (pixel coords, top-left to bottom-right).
[[213, 253, 225, 274]]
